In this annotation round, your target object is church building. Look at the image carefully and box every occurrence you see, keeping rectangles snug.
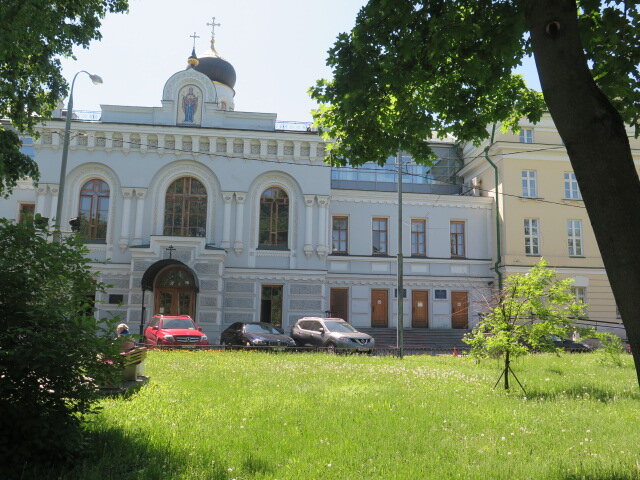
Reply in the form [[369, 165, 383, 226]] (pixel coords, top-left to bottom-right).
[[0, 28, 495, 341]]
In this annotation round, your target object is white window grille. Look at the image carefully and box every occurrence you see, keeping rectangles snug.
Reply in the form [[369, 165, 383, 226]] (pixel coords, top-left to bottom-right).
[[564, 172, 581, 199], [567, 220, 583, 256], [521, 170, 537, 198], [519, 128, 533, 143], [524, 218, 540, 255]]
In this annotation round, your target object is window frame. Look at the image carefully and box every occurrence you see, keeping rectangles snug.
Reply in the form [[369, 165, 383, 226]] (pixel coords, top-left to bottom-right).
[[519, 128, 534, 143], [163, 176, 208, 238], [567, 219, 584, 257], [523, 218, 540, 256], [17, 202, 35, 225], [372, 217, 388, 255], [411, 219, 426, 257], [78, 178, 110, 243], [258, 187, 290, 249], [450, 220, 466, 258], [564, 172, 581, 200], [331, 215, 349, 255], [521, 170, 538, 198], [571, 286, 586, 304]]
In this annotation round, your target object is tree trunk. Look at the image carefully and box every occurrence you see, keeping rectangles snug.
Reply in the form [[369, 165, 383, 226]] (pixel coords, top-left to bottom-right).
[[504, 350, 510, 390], [525, 0, 640, 386]]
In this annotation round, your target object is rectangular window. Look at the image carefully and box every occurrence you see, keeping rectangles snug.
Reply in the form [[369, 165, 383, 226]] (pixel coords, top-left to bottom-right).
[[411, 219, 426, 256], [372, 218, 388, 255], [571, 286, 586, 304], [521, 170, 537, 198], [524, 218, 540, 255], [332, 216, 348, 254], [18, 203, 35, 224], [450, 221, 465, 257], [564, 172, 581, 200], [519, 128, 533, 143], [567, 220, 583, 256]]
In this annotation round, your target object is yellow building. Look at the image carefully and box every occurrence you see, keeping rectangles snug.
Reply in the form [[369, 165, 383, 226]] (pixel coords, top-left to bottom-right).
[[459, 114, 639, 336]]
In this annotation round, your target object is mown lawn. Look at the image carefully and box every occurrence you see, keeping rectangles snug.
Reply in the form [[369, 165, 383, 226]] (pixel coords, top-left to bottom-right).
[[49, 351, 639, 479]]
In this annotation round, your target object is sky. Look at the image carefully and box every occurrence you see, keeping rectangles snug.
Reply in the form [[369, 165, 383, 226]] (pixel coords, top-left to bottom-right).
[[60, 0, 542, 123]]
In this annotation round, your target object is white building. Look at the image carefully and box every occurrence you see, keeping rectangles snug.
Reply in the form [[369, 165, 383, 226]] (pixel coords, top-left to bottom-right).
[[1, 36, 495, 341]]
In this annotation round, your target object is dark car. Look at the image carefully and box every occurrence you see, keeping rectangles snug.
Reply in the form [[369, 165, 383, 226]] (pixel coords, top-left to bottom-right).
[[291, 317, 375, 353], [144, 315, 209, 346], [549, 335, 592, 352], [220, 322, 296, 348]]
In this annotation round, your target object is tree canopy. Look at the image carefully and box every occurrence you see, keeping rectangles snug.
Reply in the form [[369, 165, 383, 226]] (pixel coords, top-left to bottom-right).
[[311, 0, 640, 166], [0, 0, 129, 196]]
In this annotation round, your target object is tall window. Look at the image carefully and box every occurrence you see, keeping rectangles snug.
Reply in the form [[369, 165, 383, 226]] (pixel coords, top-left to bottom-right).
[[18, 203, 35, 224], [567, 220, 583, 256], [524, 218, 540, 255], [564, 172, 581, 199], [259, 187, 289, 248], [332, 216, 348, 254], [521, 170, 537, 198], [79, 179, 110, 242], [450, 221, 465, 257], [519, 128, 533, 143], [571, 286, 586, 304], [163, 177, 207, 237], [372, 218, 388, 255], [411, 219, 426, 256]]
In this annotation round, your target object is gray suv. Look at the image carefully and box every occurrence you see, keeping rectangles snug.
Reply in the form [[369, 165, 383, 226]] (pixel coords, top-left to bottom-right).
[[291, 317, 375, 353]]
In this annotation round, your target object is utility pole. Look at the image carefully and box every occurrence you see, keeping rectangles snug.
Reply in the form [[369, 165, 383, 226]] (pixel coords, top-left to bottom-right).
[[397, 152, 404, 358]]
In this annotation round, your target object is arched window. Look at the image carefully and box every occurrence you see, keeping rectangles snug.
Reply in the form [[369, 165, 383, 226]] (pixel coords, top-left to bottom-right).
[[259, 187, 289, 248], [79, 179, 110, 242], [164, 177, 207, 237]]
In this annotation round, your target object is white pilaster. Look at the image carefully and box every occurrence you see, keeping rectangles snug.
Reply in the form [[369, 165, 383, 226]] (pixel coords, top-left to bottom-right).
[[316, 195, 330, 257], [234, 192, 246, 254], [35, 184, 48, 217], [221, 191, 234, 248], [119, 188, 134, 252], [303, 194, 315, 257], [133, 188, 147, 244], [49, 185, 59, 226]]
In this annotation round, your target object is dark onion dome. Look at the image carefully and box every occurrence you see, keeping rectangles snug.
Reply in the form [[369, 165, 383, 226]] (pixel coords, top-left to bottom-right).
[[193, 55, 236, 89]]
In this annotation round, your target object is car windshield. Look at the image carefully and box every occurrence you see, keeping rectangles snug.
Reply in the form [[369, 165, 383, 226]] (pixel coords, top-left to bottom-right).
[[162, 318, 196, 330], [323, 321, 357, 333], [245, 324, 282, 334]]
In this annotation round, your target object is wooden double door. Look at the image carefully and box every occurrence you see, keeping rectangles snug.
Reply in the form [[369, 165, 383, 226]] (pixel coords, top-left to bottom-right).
[[371, 289, 389, 327], [411, 290, 429, 328], [451, 291, 469, 329]]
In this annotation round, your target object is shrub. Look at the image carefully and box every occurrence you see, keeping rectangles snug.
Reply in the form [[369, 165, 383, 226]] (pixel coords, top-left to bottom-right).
[[0, 218, 121, 474]]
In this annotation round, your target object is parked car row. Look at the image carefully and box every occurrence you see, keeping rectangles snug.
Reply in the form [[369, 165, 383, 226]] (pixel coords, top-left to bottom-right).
[[143, 315, 375, 353]]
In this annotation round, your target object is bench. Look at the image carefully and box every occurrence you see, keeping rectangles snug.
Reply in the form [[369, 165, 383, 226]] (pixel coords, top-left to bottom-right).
[[121, 346, 147, 382]]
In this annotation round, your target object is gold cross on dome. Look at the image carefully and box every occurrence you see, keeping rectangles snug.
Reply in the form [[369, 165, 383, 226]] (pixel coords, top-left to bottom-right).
[[206, 17, 221, 50], [189, 32, 199, 49]]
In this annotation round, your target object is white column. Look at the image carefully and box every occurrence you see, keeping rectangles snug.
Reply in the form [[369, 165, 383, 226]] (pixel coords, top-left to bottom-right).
[[49, 185, 59, 226], [140, 133, 148, 151], [119, 188, 134, 252], [87, 131, 96, 149], [122, 132, 131, 151], [316, 195, 330, 257], [133, 188, 147, 244], [259, 139, 267, 157], [294, 141, 302, 158], [277, 140, 284, 158], [234, 192, 246, 254], [303, 194, 315, 257], [221, 191, 234, 248]]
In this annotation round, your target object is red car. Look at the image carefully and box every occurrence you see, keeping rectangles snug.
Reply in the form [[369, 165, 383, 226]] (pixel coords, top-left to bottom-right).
[[144, 315, 209, 346]]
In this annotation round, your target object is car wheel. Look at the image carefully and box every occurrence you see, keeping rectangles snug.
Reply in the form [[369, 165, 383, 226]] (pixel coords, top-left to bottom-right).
[[326, 342, 337, 354]]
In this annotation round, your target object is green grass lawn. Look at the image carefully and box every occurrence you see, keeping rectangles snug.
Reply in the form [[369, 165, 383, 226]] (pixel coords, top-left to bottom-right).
[[51, 352, 639, 480]]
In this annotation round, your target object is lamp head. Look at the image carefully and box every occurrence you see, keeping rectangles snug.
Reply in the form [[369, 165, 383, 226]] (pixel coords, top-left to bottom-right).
[[89, 74, 103, 85]]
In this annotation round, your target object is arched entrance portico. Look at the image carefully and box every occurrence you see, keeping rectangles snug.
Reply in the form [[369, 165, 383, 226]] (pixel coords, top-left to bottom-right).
[[139, 259, 200, 335], [154, 266, 197, 316]]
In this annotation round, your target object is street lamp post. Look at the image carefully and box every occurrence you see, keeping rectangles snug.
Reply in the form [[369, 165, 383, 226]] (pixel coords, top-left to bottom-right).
[[53, 70, 103, 242]]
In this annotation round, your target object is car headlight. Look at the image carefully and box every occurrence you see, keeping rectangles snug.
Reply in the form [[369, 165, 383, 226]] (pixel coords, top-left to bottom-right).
[[163, 334, 175, 342], [201, 336, 208, 342], [252, 339, 266, 345]]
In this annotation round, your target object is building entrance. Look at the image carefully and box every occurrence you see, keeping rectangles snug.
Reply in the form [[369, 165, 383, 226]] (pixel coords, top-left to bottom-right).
[[154, 266, 197, 317]]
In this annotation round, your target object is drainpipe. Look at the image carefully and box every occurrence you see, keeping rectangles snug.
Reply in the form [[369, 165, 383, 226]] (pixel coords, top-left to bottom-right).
[[484, 123, 503, 290]]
